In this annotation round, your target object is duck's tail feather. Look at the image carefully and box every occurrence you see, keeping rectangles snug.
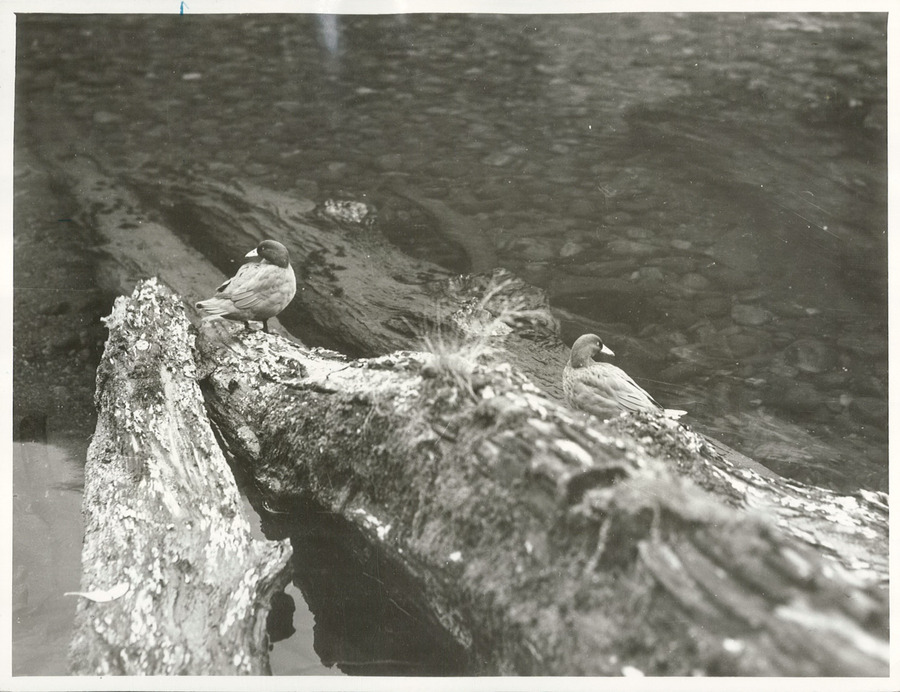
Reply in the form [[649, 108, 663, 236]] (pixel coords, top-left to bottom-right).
[[195, 297, 235, 318]]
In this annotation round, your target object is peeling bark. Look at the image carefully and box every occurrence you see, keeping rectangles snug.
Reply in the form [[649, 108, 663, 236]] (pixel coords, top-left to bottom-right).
[[69, 280, 291, 675]]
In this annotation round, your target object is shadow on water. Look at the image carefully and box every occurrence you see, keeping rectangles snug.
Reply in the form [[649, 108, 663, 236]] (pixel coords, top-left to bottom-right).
[[222, 402, 469, 676], [265, 503, 469, 676], [239, 488, 469, 676]]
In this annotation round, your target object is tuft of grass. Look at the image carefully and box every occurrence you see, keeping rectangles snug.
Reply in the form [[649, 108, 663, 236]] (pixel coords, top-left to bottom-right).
[[419, 276, 551, 399], [420, 329, 493, 400]]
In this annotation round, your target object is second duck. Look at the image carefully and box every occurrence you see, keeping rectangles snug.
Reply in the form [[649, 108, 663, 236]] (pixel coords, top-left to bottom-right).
[[563, 333, 686, 420]]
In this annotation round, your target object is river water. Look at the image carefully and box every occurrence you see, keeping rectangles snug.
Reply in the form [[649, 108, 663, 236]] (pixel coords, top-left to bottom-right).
[[14, 12, 887, 676]]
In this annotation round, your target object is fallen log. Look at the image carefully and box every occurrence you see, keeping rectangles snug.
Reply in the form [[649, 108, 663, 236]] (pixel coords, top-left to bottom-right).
[[187, 280, 886, 676], [69, 279, 291, 675]]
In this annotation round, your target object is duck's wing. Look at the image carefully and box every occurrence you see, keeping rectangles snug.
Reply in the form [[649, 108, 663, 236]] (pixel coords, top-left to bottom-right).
[[216, 262, 269, 309], [605, 366, 663, 413], [565, 365, 623, 418], [582, 363, 663, 414]]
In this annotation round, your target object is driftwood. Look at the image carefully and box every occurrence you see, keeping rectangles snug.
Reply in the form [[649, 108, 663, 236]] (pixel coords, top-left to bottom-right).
[[54, 153, 888, 675], [69, 280, 291, 675]]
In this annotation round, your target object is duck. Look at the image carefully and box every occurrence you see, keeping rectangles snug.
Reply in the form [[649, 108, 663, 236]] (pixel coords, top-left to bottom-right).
[[196, 239, 296, 333], [563, 333, 686, 420]]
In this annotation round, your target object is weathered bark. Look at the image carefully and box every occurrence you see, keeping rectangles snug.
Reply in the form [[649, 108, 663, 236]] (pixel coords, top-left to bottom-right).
[[69, 279, 291, 675], [184, 279, 887, 676], [605, 414, 888, 585]]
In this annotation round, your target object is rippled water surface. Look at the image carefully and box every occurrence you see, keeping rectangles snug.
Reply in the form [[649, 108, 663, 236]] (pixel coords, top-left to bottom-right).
[[14, 12, 887, 676]]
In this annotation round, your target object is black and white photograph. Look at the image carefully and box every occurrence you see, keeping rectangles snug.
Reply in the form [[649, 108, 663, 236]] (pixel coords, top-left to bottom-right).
[[6, 2, 892, 687]]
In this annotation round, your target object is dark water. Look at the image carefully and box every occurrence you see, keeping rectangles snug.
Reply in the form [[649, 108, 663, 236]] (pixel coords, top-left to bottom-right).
[[14, 12, 887, 676], [250, 499, 469, 675], [12, 442, 85, 675]]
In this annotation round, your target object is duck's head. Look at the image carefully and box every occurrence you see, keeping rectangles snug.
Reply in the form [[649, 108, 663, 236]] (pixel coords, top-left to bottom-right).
[[246, 239, 291, 268], [568, 333, 615, 368]]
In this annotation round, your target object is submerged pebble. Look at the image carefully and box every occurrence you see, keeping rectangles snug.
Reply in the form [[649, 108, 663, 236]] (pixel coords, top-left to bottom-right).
[[625, 227, 653, 240], [694, 296, 730, 318], [767, 380, 825, 413], [506, 236, 560, 262], [658, 360, 706, 382], [703, 264, 757, 291], [784, 338, 837, 374], [837, 333, 888, 359], [850, 397, 888, 425], [569, 259, 637, 277], [724, 329, 767, 358], [92, 110, 119, 124], [483, 151, 514, 167], [607, 239, 658, 256], [630, 266, 665, 283], [602, 211, 634, 225], [651, 256, 699, 273], [569, 199, 595, 218], [559, 241, 586, 258], [680, 273, 710, 291], [731, 304, 771, 326]]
